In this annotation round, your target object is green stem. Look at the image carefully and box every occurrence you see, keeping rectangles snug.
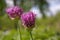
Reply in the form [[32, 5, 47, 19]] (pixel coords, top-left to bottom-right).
[[29, 31, 33, 40], [18, 23, 22, 40], [14, 20, 22, 40], [14, 20, 18, 30]]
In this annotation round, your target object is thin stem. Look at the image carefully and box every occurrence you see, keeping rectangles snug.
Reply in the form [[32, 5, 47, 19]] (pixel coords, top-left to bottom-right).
[[29, 31, 33, 40], [14, 20, 18, 30], [18, 23, 22, 40], [14, 20, 22, 40]]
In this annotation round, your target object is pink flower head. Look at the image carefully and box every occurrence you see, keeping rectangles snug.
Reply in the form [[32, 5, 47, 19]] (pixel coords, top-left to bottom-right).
[[6, 6, 23, 20], [21, 11, 36, 29]]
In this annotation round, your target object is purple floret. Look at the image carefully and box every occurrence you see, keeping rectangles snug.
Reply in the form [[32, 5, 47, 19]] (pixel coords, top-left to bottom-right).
[[6, 6, 23, 19], [21, 11, 36, 28]]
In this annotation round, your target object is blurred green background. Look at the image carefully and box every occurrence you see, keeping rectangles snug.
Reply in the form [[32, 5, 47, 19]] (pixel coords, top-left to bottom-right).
[[0, 0, 60, 40]]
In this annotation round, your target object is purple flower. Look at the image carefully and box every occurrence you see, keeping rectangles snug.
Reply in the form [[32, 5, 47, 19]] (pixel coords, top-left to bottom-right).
[[21, 11, 36, 28], [6, 6, 23, 20]]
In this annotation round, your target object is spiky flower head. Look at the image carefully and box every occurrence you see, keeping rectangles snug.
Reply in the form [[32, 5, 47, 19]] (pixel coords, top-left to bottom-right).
[[21, 11, 36, 29], [6, 6, 23, 20]]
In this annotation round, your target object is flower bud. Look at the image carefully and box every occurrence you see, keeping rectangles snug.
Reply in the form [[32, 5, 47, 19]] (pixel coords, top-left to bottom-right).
[[21, 11, 36, 29], [6, 6, 23, 20]]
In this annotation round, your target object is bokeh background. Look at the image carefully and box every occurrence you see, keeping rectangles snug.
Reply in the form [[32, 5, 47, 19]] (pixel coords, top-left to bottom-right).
[[0, 0, 60, 40]]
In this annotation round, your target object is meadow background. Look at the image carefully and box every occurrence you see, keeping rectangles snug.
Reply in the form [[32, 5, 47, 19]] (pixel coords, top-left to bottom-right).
[[0, 0, 60, 40]]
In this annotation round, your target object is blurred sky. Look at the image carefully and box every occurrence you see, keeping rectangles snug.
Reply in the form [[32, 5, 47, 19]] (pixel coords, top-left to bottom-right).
[[5, 0, 14, 7], [30, 0, 60, 18], [5, 0, 60, 18], [48, 0, 60, 15]]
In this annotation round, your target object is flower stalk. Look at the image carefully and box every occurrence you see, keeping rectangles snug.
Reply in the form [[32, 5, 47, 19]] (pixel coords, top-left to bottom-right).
[[18, 21, 22, 40], [21, 11, 36, 40], [29, 30, 33, 40], [6, 6, 23, 40], [14, 19, 22, 40]]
